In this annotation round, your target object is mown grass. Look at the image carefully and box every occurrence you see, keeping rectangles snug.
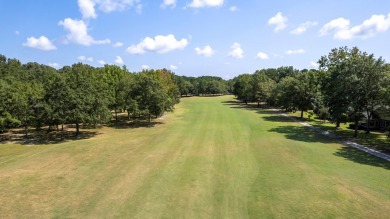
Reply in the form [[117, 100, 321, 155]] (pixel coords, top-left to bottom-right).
[[0, 96, 389, 218]]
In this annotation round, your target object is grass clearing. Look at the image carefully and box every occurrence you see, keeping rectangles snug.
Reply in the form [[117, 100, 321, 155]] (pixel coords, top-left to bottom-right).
[[0, 95, 389, 218]]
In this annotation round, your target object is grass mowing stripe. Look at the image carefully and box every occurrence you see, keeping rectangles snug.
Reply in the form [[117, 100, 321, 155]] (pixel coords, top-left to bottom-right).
[[0, 95, 389, 218]]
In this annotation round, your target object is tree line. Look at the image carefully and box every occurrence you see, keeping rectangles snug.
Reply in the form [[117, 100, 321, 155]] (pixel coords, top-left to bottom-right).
[[232, 47, 390, 137], [0, 55, 183, 135], [176, 75, 229, 96], [2, 46, 389, 138]]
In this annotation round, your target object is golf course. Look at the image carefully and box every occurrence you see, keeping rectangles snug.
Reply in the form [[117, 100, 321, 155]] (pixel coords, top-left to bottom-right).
[[0, 95, 389, 218]]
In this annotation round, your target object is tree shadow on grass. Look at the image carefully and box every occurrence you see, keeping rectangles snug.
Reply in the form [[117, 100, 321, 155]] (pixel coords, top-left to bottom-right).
[[0, 129, 99, 145], [221, 100, 274, 114], [222, 100, 298, 122], [334, 146, 390, 170], [108, 120, 164, 129], [268, 125, 338, 144], [269, 125, 390, 169], [221, 100, 241, 105], [261, 115, 296, 123], [307, 123, 390, 154]]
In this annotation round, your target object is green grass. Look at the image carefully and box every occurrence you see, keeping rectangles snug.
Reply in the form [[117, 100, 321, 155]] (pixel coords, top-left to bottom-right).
[[0, 95, 389, 218], [288, 110, 390, 153]]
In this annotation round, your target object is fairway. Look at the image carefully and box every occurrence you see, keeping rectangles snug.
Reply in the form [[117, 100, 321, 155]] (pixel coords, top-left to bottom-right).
[[0, 95, 389, 218]]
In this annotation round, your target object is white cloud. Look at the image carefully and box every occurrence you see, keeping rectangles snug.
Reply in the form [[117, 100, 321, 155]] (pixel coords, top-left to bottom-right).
[[59, 18, 111, 46], [229, 6, 238, 12], [127, 34, 188, 54], [23, 36, 57, 50], [48, 63, 60, 69], [78, 55, 86, 61], [228, 42, 244, 59], [113, 42, 124, 47], [195, 45, 214, 57], [321, 13, 390, 40], [142, 64, 150, 69], [268, 12, 288, 32], [78, 0, 141, 18], [115, 56, 124, 65], [319, 17, 350, 37], [188, 0, 224, 8], [310, 61, 319, 68], [78, 56, 93, 62], [285, 49, 305, 55], [135, 3, 143, 14], [256, 52, 269, 60], [98, 60, 106, 65], [15, 30, 20, 35], [98, 0, 140, 13], [78, 0, 97, 19], [170, 64, 178, 70], [291, 21, 318, 35], [161, 0, 176, 8]]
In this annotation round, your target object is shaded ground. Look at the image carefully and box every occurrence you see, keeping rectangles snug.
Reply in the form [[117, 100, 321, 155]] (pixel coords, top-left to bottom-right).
[[0, 128, 99, 145]]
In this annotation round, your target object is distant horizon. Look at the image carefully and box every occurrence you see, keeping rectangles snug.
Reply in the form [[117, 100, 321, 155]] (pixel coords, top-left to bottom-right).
[[1, 0, 389, 79]]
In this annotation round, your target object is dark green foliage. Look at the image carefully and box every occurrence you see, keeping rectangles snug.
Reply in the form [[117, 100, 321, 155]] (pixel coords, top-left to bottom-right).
[[176, 75, 227, 96], [0, 54, 181, 135], [233, 74, 254, 104], [319, 47, 389, 136]]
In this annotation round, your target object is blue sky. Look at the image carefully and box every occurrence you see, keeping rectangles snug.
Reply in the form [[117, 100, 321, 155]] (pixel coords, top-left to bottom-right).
[[1, 0, 390, 78]]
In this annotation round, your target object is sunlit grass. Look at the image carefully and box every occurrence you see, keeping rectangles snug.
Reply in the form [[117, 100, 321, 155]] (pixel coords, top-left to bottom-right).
[[0, 96, 389, 218]]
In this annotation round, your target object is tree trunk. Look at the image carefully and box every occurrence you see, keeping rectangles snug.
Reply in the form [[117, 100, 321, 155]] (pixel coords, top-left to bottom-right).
[[76, 121, 80, 136], [336, 119, 341, 128], [366, 111, 371, 134], [354, 117, 359, 138], [300, 110, 304, 119], [148, 114, 151, 123], [257, 102, 260, 108], [115, 109, 118, 121], [127, 111, 131, 120], [24, 124, 28, 137]]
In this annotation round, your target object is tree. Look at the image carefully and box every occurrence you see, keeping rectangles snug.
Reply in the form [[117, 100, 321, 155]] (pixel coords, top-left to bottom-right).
[[320, 47, 354, 129], [44, 73, 70, 131], [233, 74, 253, 104], [132, 73, 167, 122], [271, 76, 301, 112], [358, 55, 388, 133], [11, 81, 44, 136], [0, 80, 21, 132], [294, 70, 321, 118], [252, 71, 275, 107], [63, 63, 111, 135], [100, 65, 127, 121], [319, 46, 388, 137]]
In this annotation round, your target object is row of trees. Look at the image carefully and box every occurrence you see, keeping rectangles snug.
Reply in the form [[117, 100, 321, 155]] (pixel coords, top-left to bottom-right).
[[176, 76, 229, 96], [232, 47, 390, 137], [0, 55, 180, 135], [2, 47, 389, 138]]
